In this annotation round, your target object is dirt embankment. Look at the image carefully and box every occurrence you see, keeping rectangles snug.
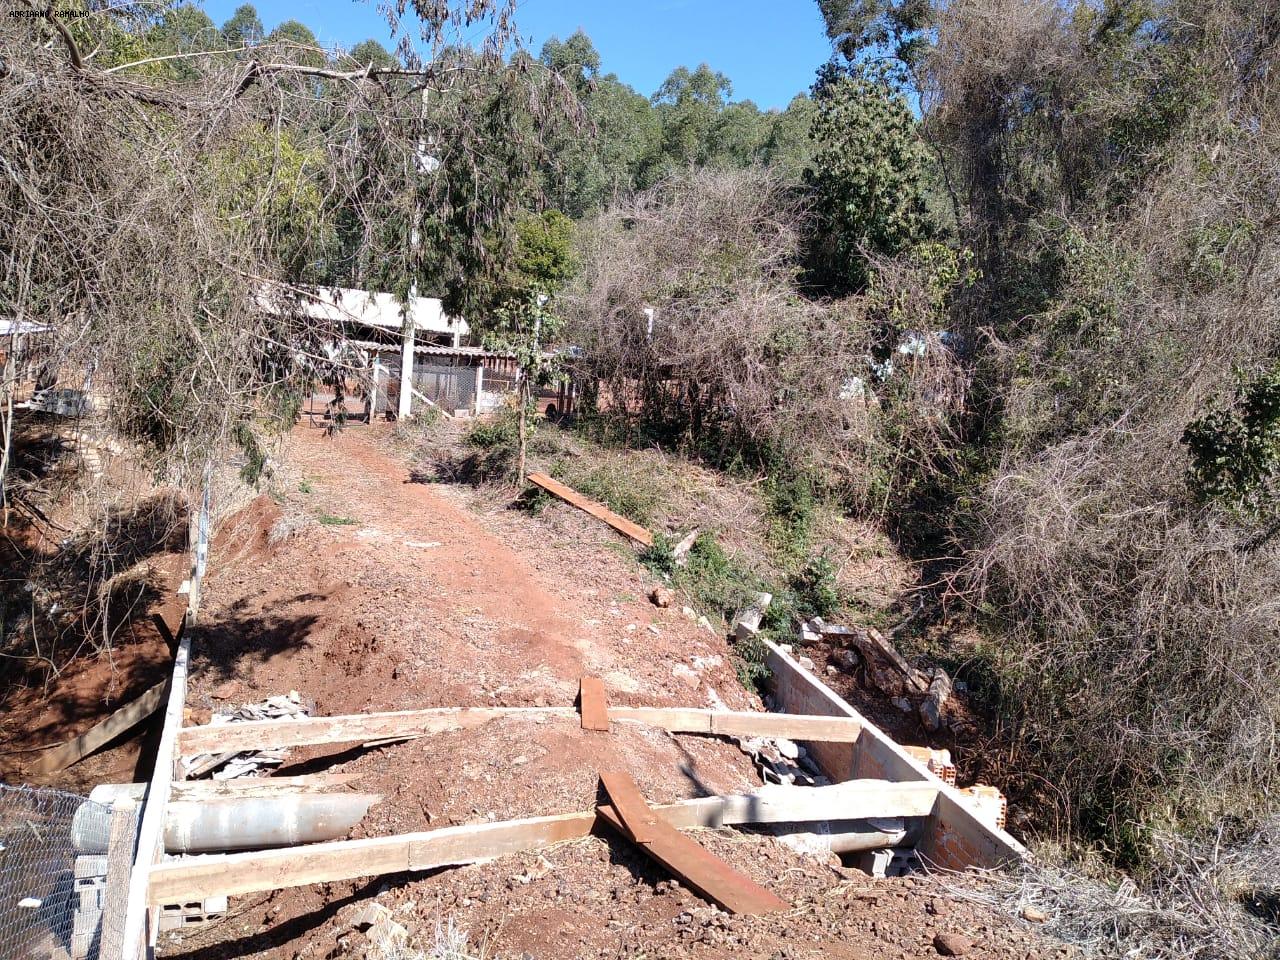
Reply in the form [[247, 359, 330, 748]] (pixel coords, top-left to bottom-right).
[[160, 421, 1067, 960]]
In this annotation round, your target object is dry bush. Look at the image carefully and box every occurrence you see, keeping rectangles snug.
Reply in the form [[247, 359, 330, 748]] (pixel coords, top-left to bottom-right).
[[964, 425, 1280, 849], [925, 0, 1280, 856], [952, 820, 1280, 960], [565, 168, 873, 474]]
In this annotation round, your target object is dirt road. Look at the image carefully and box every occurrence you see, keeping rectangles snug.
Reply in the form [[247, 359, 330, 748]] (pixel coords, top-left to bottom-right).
[[164, 422, 1061, 960]]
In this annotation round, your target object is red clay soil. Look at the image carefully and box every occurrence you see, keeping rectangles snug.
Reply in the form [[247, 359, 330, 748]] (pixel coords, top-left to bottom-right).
[[0, 540, 187, 796], [159, 422, 1068, 960]]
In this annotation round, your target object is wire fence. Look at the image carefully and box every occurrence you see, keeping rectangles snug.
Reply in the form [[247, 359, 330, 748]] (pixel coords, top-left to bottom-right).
[[0, 783, 123, 960]]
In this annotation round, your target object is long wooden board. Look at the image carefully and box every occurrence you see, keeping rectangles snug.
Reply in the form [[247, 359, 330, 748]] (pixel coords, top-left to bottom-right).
[[121, 620, 192, 959], [527, 472, 653, 546], [598, 771, 658, 842], [147, 779, 935, 904], [168, 772, 363, 800], [176, 705, 864, 755], [31, 681, 167, 775], [597, 772, 787, 915]]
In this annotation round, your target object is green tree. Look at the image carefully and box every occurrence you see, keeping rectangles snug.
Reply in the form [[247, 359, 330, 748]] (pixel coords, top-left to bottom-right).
[[147, 3, 222, 79], [347, 38, 398, 70], [649, 64, 733, 175], [761, 94, 817, 181], [221, 4, 264, 47], [266, 19, 325, 68], [806, 67, 932, 292], [485, 210, 577, 476]]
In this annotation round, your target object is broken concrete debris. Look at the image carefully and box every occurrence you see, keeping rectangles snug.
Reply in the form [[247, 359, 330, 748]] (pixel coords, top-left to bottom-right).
[[732, 591, 772, 642], [920, 669, 954, 732], [181, 692, 308, 779], [672, 528, 699, 565]]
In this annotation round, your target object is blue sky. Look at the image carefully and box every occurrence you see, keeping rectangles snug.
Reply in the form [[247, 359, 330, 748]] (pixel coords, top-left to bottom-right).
[[199, 1, 834, 110]]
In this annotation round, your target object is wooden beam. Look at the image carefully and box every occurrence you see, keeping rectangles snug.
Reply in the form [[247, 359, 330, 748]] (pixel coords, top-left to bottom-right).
[[176, 705, 863, 755], [146, 779, 933, 904], [597, 772, 787, 915], [168, 772, 362, 800], [176, 706, 577, 754], [598, 771, 658, 842], [579, 677, 609, 732], [762, 635, 1029, 870], [121, 619, 192, 959], [31, 681, 167, 775], [99, 797, 139, 960], [526, 472, 653, 546]]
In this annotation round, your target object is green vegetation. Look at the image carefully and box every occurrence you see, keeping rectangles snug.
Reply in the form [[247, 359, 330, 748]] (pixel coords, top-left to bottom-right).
[[317, 514, 358, 526]]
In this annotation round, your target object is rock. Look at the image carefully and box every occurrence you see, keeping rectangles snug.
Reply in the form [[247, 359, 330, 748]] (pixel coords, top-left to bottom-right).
[[775, 738, 800, 760], [210, 680, 241, 701], [920, 669, 954, 732], [732, 592, 772, 640], [798, 656, 816, 671], [826, 665, 838, 676], [367, 919, 409, 950], [891, 696, 912, 713], [672, 663, 701, 688], [779, 644, 794, 655], [835, 648, 860, 670], [933, 932, 973, 956], [925, 898, 946, 916], [650, 587, 675, 608], [1020, 905, 1047, 923], [350, 903, 394, 930], [681, 606, 698, 621]]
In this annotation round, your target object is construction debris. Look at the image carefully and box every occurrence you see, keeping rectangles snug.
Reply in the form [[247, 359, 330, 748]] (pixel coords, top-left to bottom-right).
[[822, 624, 930, 696], [732, 591, 772, 641], [672, 528, 699, 564], [920, 669, 953, 732], [181, 692, 308, 779], [905, 746, 957, 785]]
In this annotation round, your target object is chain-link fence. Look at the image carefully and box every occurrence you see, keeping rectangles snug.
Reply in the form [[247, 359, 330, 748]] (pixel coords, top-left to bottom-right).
[[0, 783, 123, 960]]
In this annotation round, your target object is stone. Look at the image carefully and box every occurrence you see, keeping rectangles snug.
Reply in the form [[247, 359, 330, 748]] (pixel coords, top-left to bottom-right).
[[1020, 906, 1048, 923], [920, 669, 954, 732], [350, 903, 394, 930], [826, 665, 838, 676], [933, 933, 973, 957], [798, 656, 816, 671], [650, 587, 675, 608]]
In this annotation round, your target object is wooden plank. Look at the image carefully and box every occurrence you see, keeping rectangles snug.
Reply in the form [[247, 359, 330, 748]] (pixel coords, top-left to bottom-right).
[[100, 797, 139, 960], [177, 706, 578, 755], [598, 771, 658, 842], [146, 780, 933, 904], [597, 772, 787, 915], [177, 705, 866, 755], [579, 676, 609, 732], [526, 472, 653, 546], [31, 681, 167, 775], [613, 707, 864, 742], [120, 619, 192, 959], [168, 772, 362, 800]]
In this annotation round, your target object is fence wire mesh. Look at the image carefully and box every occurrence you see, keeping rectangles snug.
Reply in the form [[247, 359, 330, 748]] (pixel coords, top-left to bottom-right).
[[0, 783, 119, 960]]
